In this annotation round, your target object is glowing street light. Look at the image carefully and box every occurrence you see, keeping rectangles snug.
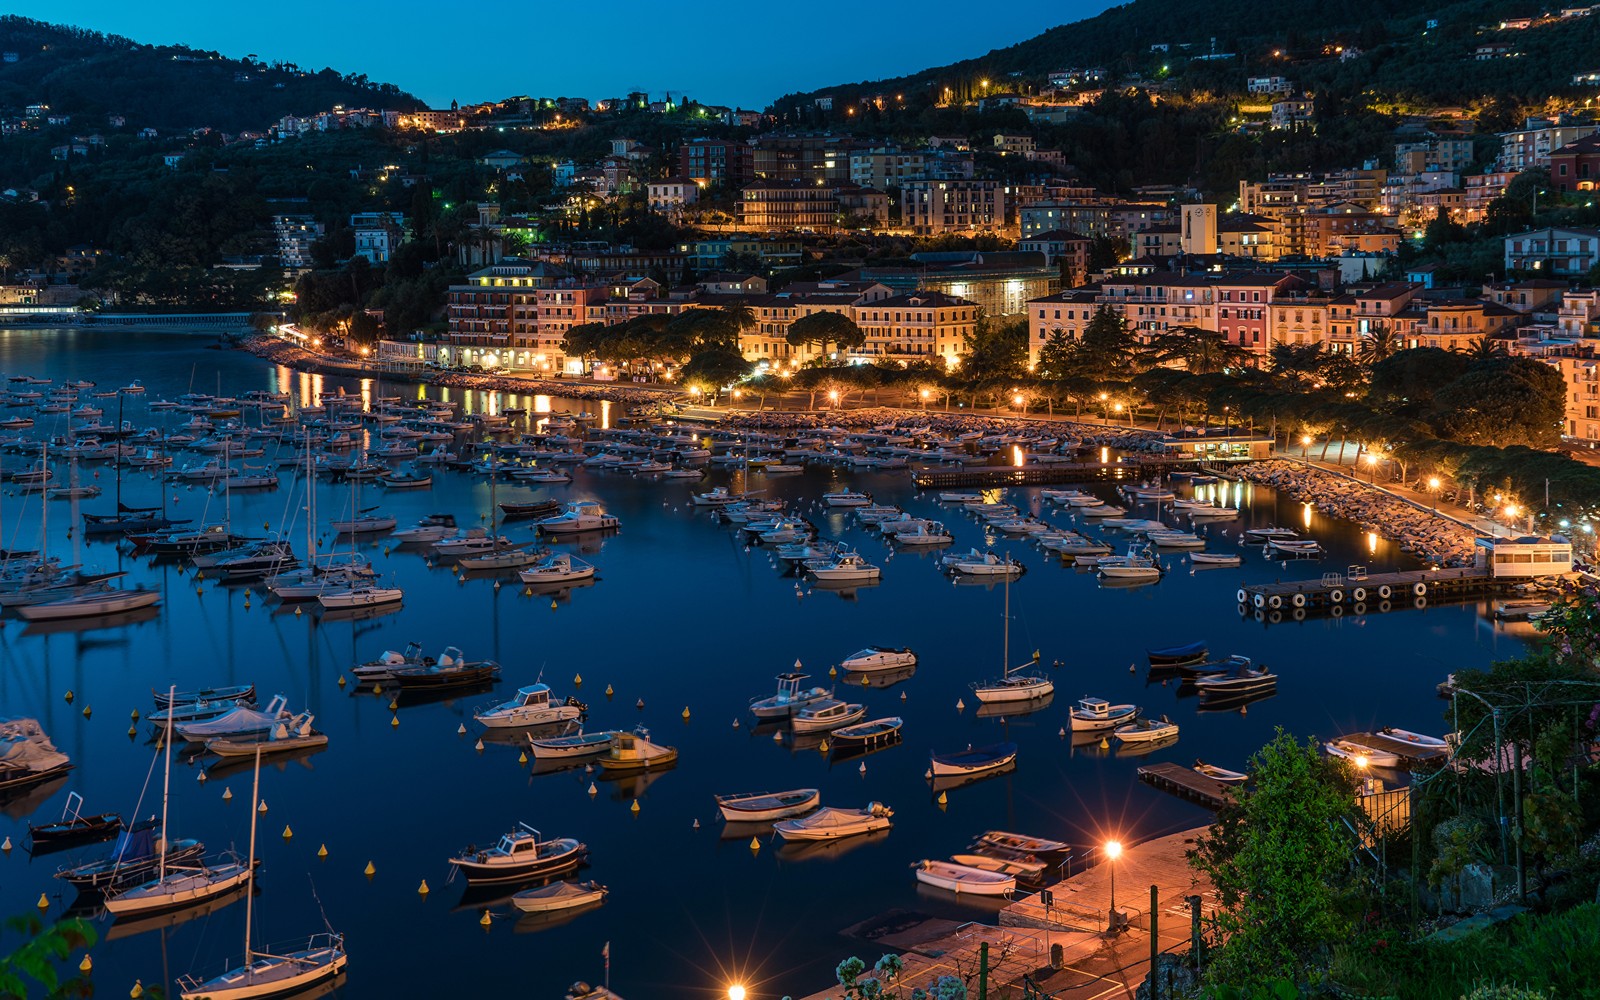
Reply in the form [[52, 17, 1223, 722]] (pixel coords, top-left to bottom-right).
[[1301, 434, 1313, 463], [728, 986, 747, 1000], [1428, 477, 1440, 491], [1104, 840, 1123, 933]]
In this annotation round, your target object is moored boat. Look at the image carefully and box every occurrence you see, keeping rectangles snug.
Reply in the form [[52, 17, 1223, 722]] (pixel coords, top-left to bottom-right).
[[449, 824, 587, 884], [913, 859, 1015, 897], [772, 802, 893, 841], [511, 880, 607, 913], [714, 788, 820, 822], [928, 742, 1018, 778]]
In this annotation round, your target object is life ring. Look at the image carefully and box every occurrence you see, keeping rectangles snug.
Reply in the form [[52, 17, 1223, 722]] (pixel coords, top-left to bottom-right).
[[1379, 600, 1391, 613], [1268, 610, 1282, 624], [1352, 587, 1368, 602], [1414, 596, 1427, 610], [1236, 589, 1248, 604], [1330, 604, 1344, 618], [1291, 593, 1307, 608], [1292, 607, 1306, 622], [1378, 585, 1392, 600], [1254, 593, 1266, 608], [1412, 582, 1427, 597], [1268, 594, 1283, 610], [1354, 602, 1367, 615], [1329, 589, 1344, 604]]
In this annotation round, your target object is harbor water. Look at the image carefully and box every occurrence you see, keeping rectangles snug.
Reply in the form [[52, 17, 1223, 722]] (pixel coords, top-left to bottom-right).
[[0, 329, 1529, 999]]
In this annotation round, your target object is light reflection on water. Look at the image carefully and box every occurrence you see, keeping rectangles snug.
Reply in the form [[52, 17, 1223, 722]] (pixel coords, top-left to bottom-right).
[[0, 329, 1523, 1000]]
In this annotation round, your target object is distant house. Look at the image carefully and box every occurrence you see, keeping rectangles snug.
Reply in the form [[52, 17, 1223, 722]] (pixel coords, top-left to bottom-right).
[[107, 114, 126, 128], [1475, 42, 1517, 60], [480, 149, 523, 170], [1247, 76, 1292, 95], [1270, 98, 1315, 129], [1503, 226, 1600, 275], [50, 143, 90, 160], [138, 127, 158, 140], [163, 152, 186, 169], [350, 211, 407, 264]]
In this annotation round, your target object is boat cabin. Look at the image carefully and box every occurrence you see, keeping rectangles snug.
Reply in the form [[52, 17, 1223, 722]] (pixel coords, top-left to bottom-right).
[[1474, 536, 1573, 578], [512, 684, 552, 707], [495, 827, 543, 857], [1076, 698, 1111, 717]]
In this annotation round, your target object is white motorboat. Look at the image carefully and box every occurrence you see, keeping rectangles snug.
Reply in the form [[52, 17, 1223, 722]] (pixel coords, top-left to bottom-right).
[[449, 824, 586, 883], [175, 696, 291, 743], [892, 521, 953, 545], [205, 715, 329, 757], [1146, 531, 1206, 549], [913, 860, 1015, 897], [1069, 697, 1139, 732], [1242, 526, 1298, 540], [537, 501, 620, 534], [946, 551, 1024, 577], [474, 684, 586, 729], [15, 588, 160, 621], [750, 671, 832, 719], [791, 699, 866, 732], [840, 647, 917, 672], [772, 802, 893, 841], [690, 486, 746, 507], [1268, 538, 1324, 557], [518, 553, 596, 585], [350, 642, 427, 682], [429, 530, 497, 557], [318, 584, 403, 609], [1079, 504, 1128, 518], [1099, 555, 1162, 581], [1379, 728, 1449, 751], [948, 853, 1048, 881], [1186, 506, 1239, 520], [527, 728, 620, 759], [458, 544, 541, 571], [973, 830, 1069, 855], [715, 788, 820, 822], [328, 508, 396, 534], [511, 880, 607, 913], [1115, 716, 1179, 744], [808, 552, 880, 582]]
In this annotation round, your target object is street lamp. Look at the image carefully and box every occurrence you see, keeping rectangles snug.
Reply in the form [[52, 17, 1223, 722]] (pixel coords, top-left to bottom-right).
[[1104, 840, 1123, 933], [1301, 434, 1312, 464], [728, 986, 747, 1000]]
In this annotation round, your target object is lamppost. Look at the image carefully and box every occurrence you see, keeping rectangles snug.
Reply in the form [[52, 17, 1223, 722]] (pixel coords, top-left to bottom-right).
[[1301, 434, 1312, 465], [1013, 392, 1025, 415], [1363, 451, 1379, 484], [1104, 840, 1123, 933], [728, 985, 747, 1000], [920, 387, 930, 411]]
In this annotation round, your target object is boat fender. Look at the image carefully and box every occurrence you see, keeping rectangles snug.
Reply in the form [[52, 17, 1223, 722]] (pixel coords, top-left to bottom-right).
[[1267, 594, 1282, 610], [1329, 604, 1344, 618], [1354, 602, 1367, 615], [1268, 610, 1282, 624], [1236, 588, 1248, 604], [1291, 593, 1307, 608], [1292, 608, 1306, 622], [1351, 587, 1367, 603], [1253, 593, 1266, 608], [1377, 585, 1392, 600], [1378, 600, 1391, 613], [1414, 596, 1427, 610], [1329, 589, 1344, 604], [1412, 582, 1427, 597]]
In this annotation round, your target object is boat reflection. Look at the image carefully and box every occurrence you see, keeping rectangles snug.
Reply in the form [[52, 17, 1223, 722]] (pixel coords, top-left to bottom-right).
[[775, 827, 890, 863], [975, 693, 1053, 719], [200, 742, 328, 780], [22, 604, 161, 636], [1113, 734, 1179, 758], [514, 897, 604, 934], [0, 773, 70, 820], [928, 759, 1016, 795], [105, 883, 249, 941], [842, 665, 916, 689]]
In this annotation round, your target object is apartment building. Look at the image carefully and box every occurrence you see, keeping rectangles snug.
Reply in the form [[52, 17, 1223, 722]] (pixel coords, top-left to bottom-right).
[[1497, 117, 1599, 172], [678, 138, 754, 190], [1019, 200, 1173, 241], [900, 180, 1005, 235], [1504, 227, 1600, 275], [273, 214, 324, 270], [1548, 133, 1600, 192], [853, 291, 978, 366], [737, 181, 839, 231], [848, 149, 927, 191], [349, 212, 406, 264], [1558, 355, 1600, 442]]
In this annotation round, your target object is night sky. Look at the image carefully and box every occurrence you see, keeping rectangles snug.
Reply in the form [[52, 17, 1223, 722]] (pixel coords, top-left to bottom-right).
[[8, 0, 1116, 110]]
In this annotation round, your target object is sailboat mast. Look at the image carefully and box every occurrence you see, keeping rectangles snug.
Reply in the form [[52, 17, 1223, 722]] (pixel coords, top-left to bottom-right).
[[1001, 560, 1010, 672], [243, 746, 262, 965], [159, 685, 174, 880], [40, 441, 48, 563], [115, 389, 124, 511]]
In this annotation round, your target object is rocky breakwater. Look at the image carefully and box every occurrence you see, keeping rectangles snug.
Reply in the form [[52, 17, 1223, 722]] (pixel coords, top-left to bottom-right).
[[1238, 460, 1477, 567]]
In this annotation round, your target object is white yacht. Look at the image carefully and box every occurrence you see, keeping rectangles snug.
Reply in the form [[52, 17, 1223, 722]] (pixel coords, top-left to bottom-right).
[[474, 684, 585, 729]]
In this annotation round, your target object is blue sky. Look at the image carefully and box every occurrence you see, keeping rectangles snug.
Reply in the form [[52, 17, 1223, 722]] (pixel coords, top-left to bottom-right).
[[10, 0, 1116, 109]]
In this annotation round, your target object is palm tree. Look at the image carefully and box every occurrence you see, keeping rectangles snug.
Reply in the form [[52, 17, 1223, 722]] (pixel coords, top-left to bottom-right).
[[1356, 322, 1404, 367], [1456, 334, 1508, 362], [1140, 326, 1250, 375]]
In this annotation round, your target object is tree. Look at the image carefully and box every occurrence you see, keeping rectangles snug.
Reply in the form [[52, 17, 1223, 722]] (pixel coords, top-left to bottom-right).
[[786, 311, 866, 356], [679, 344, 751, 404], [1034, 329, 1076, 380], [958, 315, 1027, 383], [1433, 357, 1565, 449], [1077, 305, 1135, 383], [1, 914, 97, 998], [1189, 729, 1362, 985], [1140, 326, 1248, 375], [1355, 322, 1404, 368]]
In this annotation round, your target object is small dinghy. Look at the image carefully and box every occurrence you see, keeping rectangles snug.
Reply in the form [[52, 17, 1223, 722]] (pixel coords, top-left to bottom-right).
[[204, 715, 328, 757], [1193, 661, 1278, 698], [714, 788, 820, 823], [1324, 739, 1399, 768], [773, 802, 893, 841], [595, 729, 677, 772], [1194, 760, 1249, 783], [1189, 552, 1243, 566], [839, 647, 917, 672], [1379, 728, 1448, 750], [53, 820, 204, 891], [830, 717, 903, 745], [1115, 716, 1179, 744], [913, 860, 1015, 897], [28, 792, 122, 852], [449, 823, 586, 883], [949, 853, 1049, 881], [512, 879, 607, 913], [928, 742, 1018, 778], [527, 728, 620, 760]]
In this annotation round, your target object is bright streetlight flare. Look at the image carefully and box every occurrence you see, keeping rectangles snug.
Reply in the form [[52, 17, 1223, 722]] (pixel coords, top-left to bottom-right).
[[729, 986, 747, 1000], [1104, 840, 1122, 860]]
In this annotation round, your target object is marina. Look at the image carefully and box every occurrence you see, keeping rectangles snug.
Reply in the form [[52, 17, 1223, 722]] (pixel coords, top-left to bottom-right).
[[0, 329, 1536, 1000]]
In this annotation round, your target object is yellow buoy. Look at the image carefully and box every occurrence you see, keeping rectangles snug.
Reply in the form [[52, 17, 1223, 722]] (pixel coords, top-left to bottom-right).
[[337, 675, 347, 688], [294, 606, 303, 616], [64, 690, 74, 703], [681, 706, 691, 720], [1033, 649, 1041, 661], [518, 751, 528, 764], [82, 705, 92, 718], [388, 699, 398, 711], [630, 798, 640, 813], [130, 708, 140, 721], [257, 799, 268, 814], [862, 674, 870, 686], [364, 861, 376, 877], [550, 599, 558, 610], [937, 791, 948, 805], [1099, 737, 1110, 750], [522, 587, 532, 597], [605, 684, 614, 697], [222, 787, 233, 801], [828, 665, 837, 677], [391, 715, 400, 728], [79, 954, 92, 974], [573, 673, 582, 686], [474, 738, 485, 752], [282, 825, 293, 839], [479, 909, 492, 926], [418, 879, 430, 895], [587, 782, 598, 796], [818, 739, 830, 753], [373, 684, 382, 695], [318, 844, 328, 858], [955, 698, 965, 712], [749, 836, 762, 852], [457, 723, 467, 735], [127, 725, 137, 738], [36, 892, 48, 911], [2, 836, 11, 852], [131, 980, 144, 999]]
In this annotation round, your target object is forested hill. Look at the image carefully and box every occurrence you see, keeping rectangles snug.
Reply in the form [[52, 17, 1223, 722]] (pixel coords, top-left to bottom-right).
[[0, 17, 422, 133], [771, 0, 1600, 112]]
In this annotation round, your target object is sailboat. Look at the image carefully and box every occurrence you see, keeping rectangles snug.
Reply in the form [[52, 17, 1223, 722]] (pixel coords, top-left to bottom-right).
[[970, 565, 1053, 703], [176, 747, 347, 1000], [104, 689, 255, 917], [82, 389, 180, 535], [266, 447, 371, 599]]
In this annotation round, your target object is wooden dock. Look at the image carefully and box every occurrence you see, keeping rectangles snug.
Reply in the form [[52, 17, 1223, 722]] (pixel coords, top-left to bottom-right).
[[1002, 827, 1213, 933], [1237, 565, 1509, 622], [1338, 731, 1447, 765], [1137, 762, 1237, 810]]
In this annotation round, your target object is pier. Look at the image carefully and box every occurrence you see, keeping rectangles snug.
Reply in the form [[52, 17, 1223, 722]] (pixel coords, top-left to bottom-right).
[[1335, 731, 1447, 765], [1236, 565, 1510, 621], [1137, 762, 1237, 810], [912, 458, 1211, 489]]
